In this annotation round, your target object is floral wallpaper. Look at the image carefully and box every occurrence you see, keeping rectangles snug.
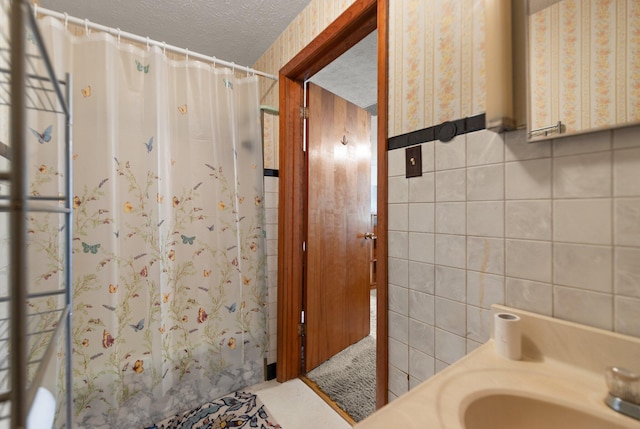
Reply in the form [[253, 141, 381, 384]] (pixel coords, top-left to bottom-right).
[[529, 0, 640, 134], [21, 18, 269, 428], [253, 0, 486, 143]]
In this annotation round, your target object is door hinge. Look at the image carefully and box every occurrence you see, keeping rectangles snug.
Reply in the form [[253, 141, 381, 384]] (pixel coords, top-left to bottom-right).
[[300, 106, 308, 119], [298, 323, 305, 336]]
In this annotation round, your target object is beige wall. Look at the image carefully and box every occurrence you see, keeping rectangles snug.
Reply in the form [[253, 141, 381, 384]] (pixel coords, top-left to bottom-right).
[[254, 0, 640, 401]]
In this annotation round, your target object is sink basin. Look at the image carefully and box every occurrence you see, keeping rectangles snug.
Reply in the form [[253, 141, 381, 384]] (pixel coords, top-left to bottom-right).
[[353, 305, 640, 429], [464, 393, 630, 429]]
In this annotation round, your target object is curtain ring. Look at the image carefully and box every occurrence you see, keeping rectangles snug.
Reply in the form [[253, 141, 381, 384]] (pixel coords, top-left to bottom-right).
[[33, 4, 38, 19], [64, 12, 69, 29], [162, 41, 166, 55], [116, 28, 121, 45], [212, 56, 216, 70], [231, 62, 235, 75], [185, 48, 189, 62], [146, 36, 150, 50], [84, 18, 90, 35]]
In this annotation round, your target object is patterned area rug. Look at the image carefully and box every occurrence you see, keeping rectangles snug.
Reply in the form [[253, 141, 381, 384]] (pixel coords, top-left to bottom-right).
[[146, 391, 281, 429]]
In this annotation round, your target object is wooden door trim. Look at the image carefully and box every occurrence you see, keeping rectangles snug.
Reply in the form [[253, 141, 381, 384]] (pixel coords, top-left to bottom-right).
[[277, 0, 389, 409]]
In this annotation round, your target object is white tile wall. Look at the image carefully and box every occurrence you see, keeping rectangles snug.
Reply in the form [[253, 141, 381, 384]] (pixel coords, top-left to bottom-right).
[[264, 176, 279, 365], [387, 125, 640, 395]]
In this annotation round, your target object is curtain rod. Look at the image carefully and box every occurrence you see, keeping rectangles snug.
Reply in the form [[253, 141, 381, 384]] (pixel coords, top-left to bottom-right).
[[32, 5, 279, 81]]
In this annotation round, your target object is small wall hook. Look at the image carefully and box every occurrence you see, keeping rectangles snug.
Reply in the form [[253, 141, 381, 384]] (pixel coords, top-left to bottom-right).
[[340, 135, 348, 146]]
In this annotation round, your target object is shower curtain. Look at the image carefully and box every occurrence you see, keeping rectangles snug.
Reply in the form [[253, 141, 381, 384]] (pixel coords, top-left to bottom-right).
[[30, 18, 268, 428]]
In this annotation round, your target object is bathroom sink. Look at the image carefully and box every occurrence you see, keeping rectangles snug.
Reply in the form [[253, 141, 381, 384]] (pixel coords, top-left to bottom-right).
[[463, 393, 630, 429], [353, 305, 640, 429]]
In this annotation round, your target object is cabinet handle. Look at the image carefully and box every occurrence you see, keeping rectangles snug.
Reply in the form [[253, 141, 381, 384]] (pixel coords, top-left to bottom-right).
[[528, 121, 562, 139]]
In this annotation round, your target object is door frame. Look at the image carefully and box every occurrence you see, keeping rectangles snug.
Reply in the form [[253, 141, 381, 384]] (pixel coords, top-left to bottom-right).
[[276, 0, 389, 408]]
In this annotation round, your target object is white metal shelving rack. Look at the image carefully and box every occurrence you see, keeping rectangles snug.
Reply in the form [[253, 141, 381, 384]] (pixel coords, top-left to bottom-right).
[[0, 0, 73, 427]]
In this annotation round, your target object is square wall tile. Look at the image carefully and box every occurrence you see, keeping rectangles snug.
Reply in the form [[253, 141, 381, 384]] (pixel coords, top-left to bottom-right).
[[435, 329, 466, 364], [421, 141, 436, 172], [466, 237, 505, 275], [388, 365, 409, 397], [613, 124, 640, 149], [409, 261, 435, 294], [388, 337, 409, 372], [435, 202, 466, 235], [552, 130, 611, 156], [409, 347, 435, 383], [554, 199, 612, 245], [409, 203, 435, 232], [388, 148, 406, 177], [615, 296, 640, 337], [435, 135, 466, 170], [505, 129, 551, 161], [263, 176, 279, 193], [435, 234, 466, 268], [505, 158, 552, 199], [467, 306, 492, 343], [409, 319, 435, 356], [614, 148, 640, 197], [409, 377, 423, 391], [409, 232, 435, 263], [554, 286, 613, 331], [409, 290, 435, 325], [388, 176, 409, 203], [389, 203, 409, 231], [553, 152, 612, 198], [435, 297, 466, 336], [467, 164, 504, 201], [466, 339, 484, 354], [505, 277, 552, 316], [388, 284, 409, 316], [388, 257, 409, 288], [266, 223, 278, 240], [435, 265, 466, 302], [614, 198, 640, 246], [614, 247, 640, 298], [388, 231, 409, 259], [264, 193, 278, 209], [388, 312, 409, 344], [435, 169, 466, 202], [505, 200, 551, 240], [265, 208, 278, 224], [435, 360, 450, 374], [505, 239, 552, 283], [466, 271, 505, 308], [466, 129, 505, 166], [553, 243, 612, 293], [467, 201, 504, 238], [409, 172, 435, 202]]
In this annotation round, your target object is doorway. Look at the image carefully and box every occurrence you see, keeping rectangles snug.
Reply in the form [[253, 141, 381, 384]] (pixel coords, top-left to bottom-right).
[[276, 0, 389, 411]]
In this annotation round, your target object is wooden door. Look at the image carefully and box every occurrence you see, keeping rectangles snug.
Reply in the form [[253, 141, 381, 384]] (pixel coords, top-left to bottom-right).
[[304, 82, 372, 372]]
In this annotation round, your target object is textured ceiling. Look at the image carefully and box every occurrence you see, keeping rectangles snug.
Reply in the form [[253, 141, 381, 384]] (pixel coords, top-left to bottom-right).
[[38, 0, 314, 67], [310, 30, 377, 111]]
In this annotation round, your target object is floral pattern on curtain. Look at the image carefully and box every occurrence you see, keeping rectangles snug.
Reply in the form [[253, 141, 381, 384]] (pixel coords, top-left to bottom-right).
[[32, 18, 268, 428]]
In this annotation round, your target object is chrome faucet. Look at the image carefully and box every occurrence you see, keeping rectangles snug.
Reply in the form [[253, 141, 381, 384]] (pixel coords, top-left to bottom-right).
[[605, 366, 640, 420]]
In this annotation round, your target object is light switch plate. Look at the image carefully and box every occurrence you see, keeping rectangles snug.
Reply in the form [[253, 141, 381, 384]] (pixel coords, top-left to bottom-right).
[[405, 145, 422, 178]]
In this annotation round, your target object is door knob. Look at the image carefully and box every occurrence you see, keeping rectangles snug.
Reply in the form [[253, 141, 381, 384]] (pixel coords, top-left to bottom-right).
[[364, 232, 377, 240]]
